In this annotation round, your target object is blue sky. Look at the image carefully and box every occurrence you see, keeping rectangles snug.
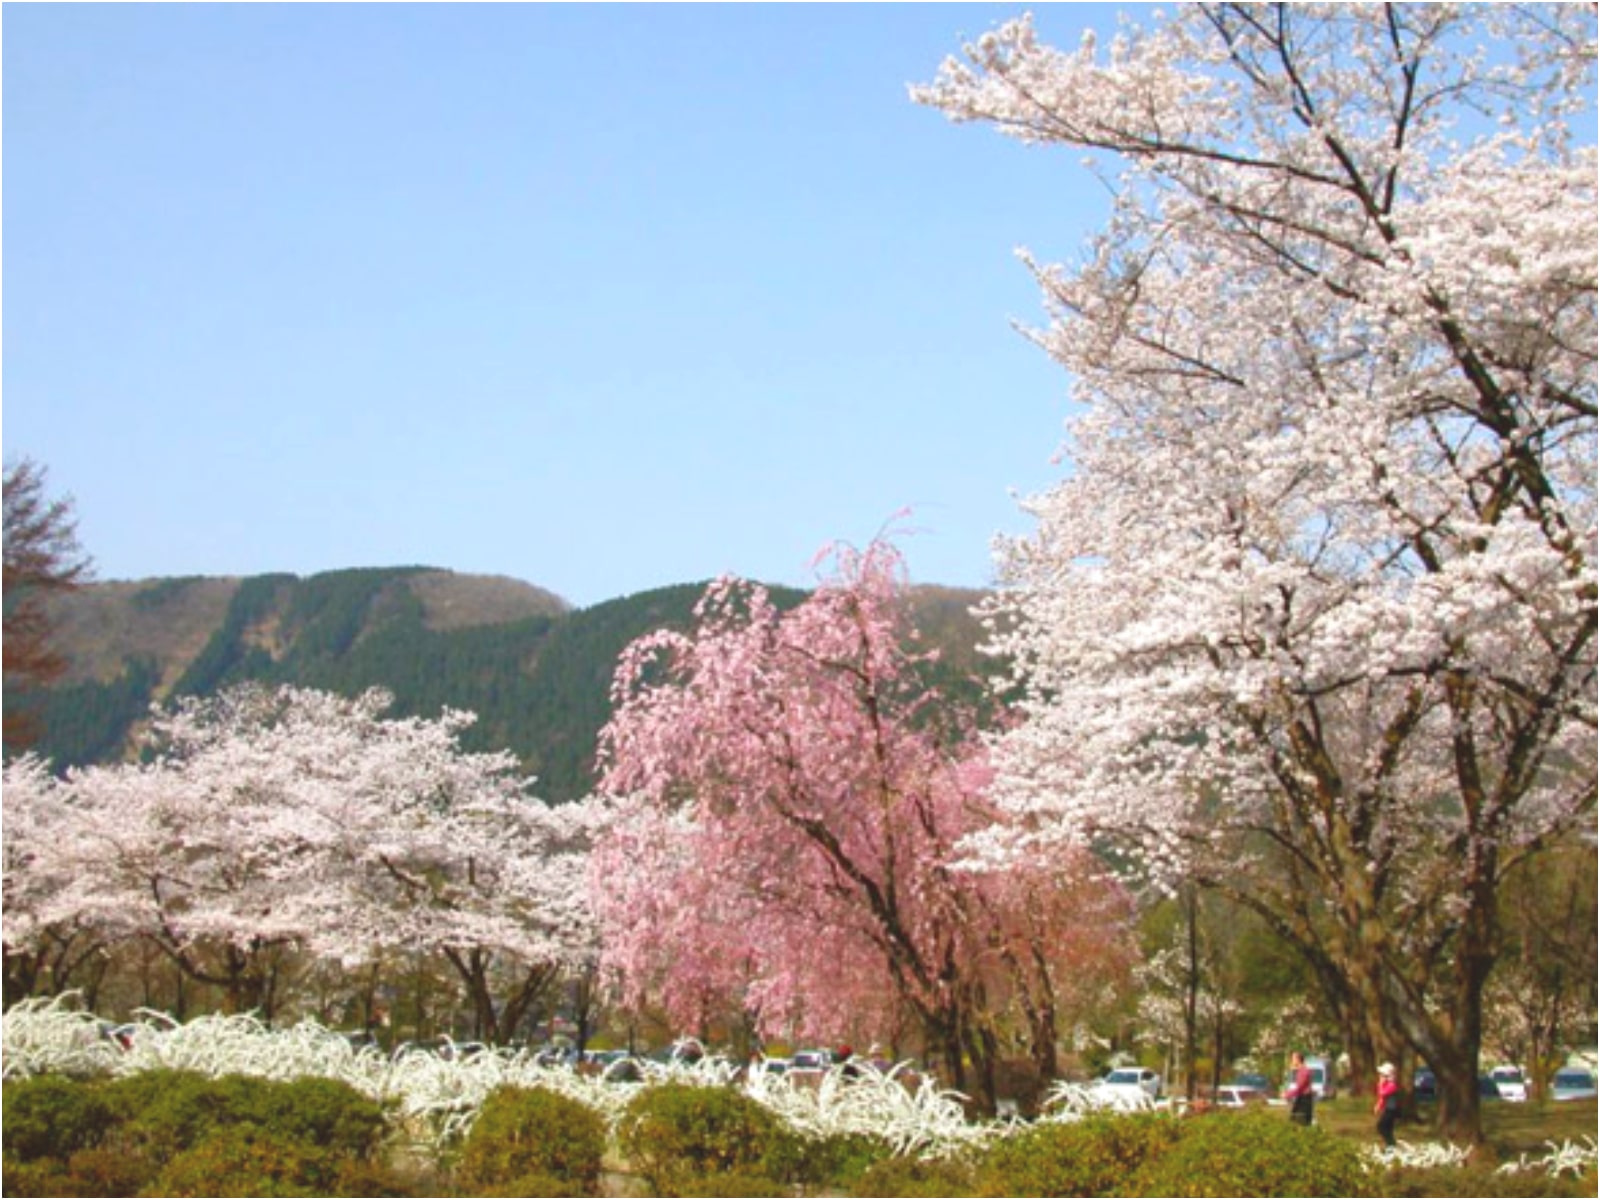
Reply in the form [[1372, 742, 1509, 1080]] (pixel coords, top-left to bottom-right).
[[4, 3, 1136, 608]]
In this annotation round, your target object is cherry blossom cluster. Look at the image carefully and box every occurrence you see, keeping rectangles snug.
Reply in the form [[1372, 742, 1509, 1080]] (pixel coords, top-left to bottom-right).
[[915, 4, 1595, 1130], [3, 686, 611, 1012], [591, 538, 1134, 1095]]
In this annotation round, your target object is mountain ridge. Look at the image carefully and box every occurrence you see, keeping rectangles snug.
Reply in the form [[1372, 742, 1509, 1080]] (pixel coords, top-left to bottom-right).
[[19, 566, 995, 802]]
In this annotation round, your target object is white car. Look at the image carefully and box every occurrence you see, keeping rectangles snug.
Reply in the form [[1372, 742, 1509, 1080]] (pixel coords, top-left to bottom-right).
[[1094, 1067, 1163, 1104], [788, 1049, 833, 1073], [1489, 1065, 1528, 1102], [1550, 1068, 1598, 1101], [1211, 1084, 1268, 1108]]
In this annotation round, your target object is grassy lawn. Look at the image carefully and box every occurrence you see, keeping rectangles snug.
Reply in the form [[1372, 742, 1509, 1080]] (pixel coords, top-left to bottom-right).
[[1309, 1095, 1598, 1160]]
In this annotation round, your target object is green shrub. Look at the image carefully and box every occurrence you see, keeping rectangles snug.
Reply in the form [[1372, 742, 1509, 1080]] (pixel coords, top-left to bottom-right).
[[617, 1083, 783, 1197], [101, 1069, 242, 1162], [1, 1075, 116, 1163], [1, 1157, 75, 1199], [456, 1172, 574, 1198], [146, 1126, 343, 1197], [2, 1069, 407, 1199], [326, 1157, 424, 1198], [102, 1070, 389, 1166], [671, 1171, 790, 1197], [245, 1075, 391, 1158], [760, 1128, 893, 1189], [850, 1153, 981, 1197], [453, 1085, 606, 1196], [976, 1111, 1184, 1197], [1128, 1110, 1374, 1198], [1379, 1164, 1597, 1198], [53, 1147, 152, 1199]]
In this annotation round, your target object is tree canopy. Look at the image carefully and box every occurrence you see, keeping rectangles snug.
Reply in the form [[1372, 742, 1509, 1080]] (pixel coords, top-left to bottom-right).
[[2, 458, 92, 754], [593, 539, 1134, 1112], [916, 2, 1596, 1140]]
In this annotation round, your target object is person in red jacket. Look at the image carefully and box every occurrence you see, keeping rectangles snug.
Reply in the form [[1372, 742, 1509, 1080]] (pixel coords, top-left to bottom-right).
[[1285, 1051, 1316, 1125], [1374, 1061, 1400, 1148]]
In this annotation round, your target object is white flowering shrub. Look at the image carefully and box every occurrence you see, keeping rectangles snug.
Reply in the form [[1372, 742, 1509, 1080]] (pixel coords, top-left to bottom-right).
[[1360, 1140, 1473, 1172], [746, 1062, 998, 1158], [6, 998, 1592, 1181], [1361, 1135, 1600, 1181], [0, 994, 123, 1080], [1037, 1078, 1184, 1121], [1496, 1137, 1600, 1180]]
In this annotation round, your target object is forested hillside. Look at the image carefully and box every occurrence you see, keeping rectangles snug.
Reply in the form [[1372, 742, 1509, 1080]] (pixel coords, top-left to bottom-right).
[[16, 567, 993, 802]]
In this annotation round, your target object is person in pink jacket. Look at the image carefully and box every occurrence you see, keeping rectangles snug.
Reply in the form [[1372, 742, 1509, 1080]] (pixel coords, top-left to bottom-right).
[[1374, 1061, 1400, 1148], [1285, 1051, 1315, 1125]]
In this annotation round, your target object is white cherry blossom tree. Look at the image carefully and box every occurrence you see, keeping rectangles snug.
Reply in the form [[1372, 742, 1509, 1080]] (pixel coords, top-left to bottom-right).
[[5, 685, 606, 1038], [2, 755, 111, 1005], [916, 3, 1596, 1140]]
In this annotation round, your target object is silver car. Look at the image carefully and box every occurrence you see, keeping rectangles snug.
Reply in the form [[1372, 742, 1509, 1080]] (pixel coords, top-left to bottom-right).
[[1095, 1066, 1163, 1102], [1550, 1068, 1597, 1101], [1489, 1065, 1528, 1103]]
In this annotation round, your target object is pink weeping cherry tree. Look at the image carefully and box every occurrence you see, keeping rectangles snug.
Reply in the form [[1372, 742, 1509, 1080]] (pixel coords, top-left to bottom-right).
[[591, 538, 1134, 1111]]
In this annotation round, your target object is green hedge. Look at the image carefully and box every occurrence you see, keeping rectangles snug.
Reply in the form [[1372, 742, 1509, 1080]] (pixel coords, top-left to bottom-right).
[[1128, 1110, 1374, 1198], [617, 1082, 785, 1196], [148, 1126, 347, 1198], [452, 1085, 607, 1197], [976, 1111, 1183, 1197], [1378, 1163, 1598, 1198], [2, 1075, 118, 1163], [850, 1153, 981, 1197], [105, 1071, 391, 1167], [765, 1130, 895, 1190], [1, 1072, 408, 1199]]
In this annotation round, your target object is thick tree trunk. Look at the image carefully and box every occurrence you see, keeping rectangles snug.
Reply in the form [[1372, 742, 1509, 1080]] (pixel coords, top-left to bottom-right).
[[926, 1015, 966, 1098], [1029, 1001, 1061, 1091], [1434, 1054, 1483, 1142], [958, 1007, 1000, 1117], [444, 948, 502, 1042], [440, 949, 561, 1046], [1438, 955, 1492, 1141], [2, 948, 42, 1008], [999, 928, 1061, 1100]]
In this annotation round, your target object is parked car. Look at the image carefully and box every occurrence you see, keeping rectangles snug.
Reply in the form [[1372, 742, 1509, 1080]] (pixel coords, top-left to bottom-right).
[[591, 1051, 643, 1083], [667, 1037, 706, 1064], [1226, 1072, 1274, 1093], [1477, 1075, 1503, 1102], [1550, 1068, 1598, 1101], [1095, 1067, 1163, 1103], [1489, 1065, 1528, 1102], [789, 1049, 833, 1072], [532, 1043, 577, 1068], [1211, 1084, 1268, 1108]]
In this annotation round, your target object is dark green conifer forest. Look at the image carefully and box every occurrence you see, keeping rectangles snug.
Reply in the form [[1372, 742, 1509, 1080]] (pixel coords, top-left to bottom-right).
[[17, 568, 989, 802]]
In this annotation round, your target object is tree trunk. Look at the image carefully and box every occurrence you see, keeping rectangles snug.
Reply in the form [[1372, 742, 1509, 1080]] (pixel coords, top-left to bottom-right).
[[444, 947, 502, 1042], [2, 948, 42, 1008], [919, 1005, 974, 1111], [1029, 1000, 1061, 1091], [1434, 1054, 1482, 1143], [957, 1003, 1000, 1117], [221, 943, 270, 1016], [1183, 886, 1200, 1101], [1210, 1008, 1225, 1098]]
